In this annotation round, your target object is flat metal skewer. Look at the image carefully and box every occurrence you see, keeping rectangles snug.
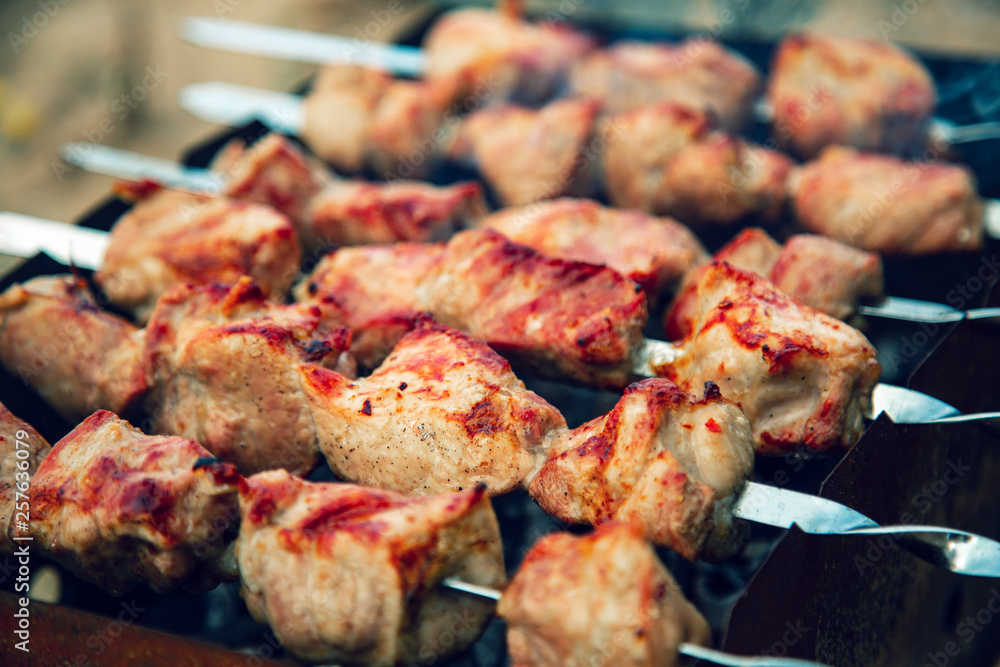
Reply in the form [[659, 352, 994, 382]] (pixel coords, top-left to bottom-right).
[[439, 576, 833, 667]]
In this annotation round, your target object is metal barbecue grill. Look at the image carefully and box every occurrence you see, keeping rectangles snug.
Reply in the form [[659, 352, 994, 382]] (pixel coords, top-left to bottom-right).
[[1, 4, 999, 666]]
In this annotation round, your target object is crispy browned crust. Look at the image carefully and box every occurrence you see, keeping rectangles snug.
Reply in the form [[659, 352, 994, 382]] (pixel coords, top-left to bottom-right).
[[659, 262, 881, 454], [602, 103, 792, 225], [97, 187, 301, 322], [480, 198, 707, 305], [767, 32, 936, 158], [0, 275, 148, 422], [424, 229, 648, 388], [666, 228, 884, 338], [236, 470, 505, 666], [569, 38, 762, 129], [498, 522, 712, 667], [528, 379, 754, 560], [0, 403, 50, 555], [22, 410, 243, 595], [790, 146, 984, 254], [144, 278, 353, 475], [303, 316, 565, 496]]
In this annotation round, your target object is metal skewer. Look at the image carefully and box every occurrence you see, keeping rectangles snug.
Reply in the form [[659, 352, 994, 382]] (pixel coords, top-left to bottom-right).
[[58, 142, 1000, 328], [439, 576, 833, 667]]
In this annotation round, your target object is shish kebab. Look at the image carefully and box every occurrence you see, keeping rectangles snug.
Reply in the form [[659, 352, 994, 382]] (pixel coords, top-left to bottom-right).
[[59, 137, 1000, 324], [3, 276, 999, 570], [182, 10, 1000, 153], [0, 408, 831, 667], [2, 204, 998, 456], [178, 77, 1000, 255]]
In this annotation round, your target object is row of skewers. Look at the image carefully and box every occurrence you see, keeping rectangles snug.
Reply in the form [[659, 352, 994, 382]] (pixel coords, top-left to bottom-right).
[[2, 4, 1000, 665]]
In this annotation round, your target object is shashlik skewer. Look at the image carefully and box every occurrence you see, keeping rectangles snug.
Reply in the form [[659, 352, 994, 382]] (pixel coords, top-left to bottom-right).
[[1, 407, 993, 664], [179, 15, 1000, 152], [1, 211, 997, 449], [176, 80, 1000, 254], [52, 142, 1000, 323]]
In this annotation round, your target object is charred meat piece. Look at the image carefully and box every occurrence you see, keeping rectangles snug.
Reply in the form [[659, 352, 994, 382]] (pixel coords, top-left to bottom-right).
[[295, 242, 442, 371], [299, 229, 649, 388], [423, 7, 595, 105], [144, 278, 353, 475], [21, 410, 243, 595], [302, 68, 390, 174], [0, 402, 50, 555], [448, 99, 601, 206], [658, 262, 881, 454], [767, 32, 937, 158], [569, 39, 761, 129], [479, 198, 707, 306], [366, 78, 456, 180], [789, 146, 984, 254], [666, 228, 884, 338], [0, 276, 147, 422], [528, 379, 755, 560], [303, 317, 565, 496], [310, 178, 485, 246], [236, 470, 504, 666], [212, 133, 487, 248], [498, 522, 712, 667], [99, 184, 300, 321], [602, 103, 792, 225]]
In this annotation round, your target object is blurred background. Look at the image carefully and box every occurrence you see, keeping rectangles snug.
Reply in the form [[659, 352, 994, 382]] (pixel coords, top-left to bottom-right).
[[1, 0, 999, 226]]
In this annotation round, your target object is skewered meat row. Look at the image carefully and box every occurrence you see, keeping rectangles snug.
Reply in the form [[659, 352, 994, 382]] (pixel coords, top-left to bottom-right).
[[238, 470, 505, 666], [0, 276, 753, 559], [298, 229, 879, 454], [211, 132, 486, 248], [12, 409, 243, 595], [0, 410, 715, 667], [666, 227, 885, 339], [0, 275, 353, 474], [0, 403, 50, 555], [499, 521, 712, 667]]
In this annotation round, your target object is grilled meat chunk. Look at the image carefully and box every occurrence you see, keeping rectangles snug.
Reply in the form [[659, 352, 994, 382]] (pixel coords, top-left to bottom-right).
[[295, 242, 442, 370], [789, 146, 984, 254], [767, 32, 936, 158], [603, 103, 792, 225], [498, 522, 712, 667], [304, 318, 565, 496], [528, 379, 754, 560], [0, 276, 147, 422], [236, 470, 504, 666], [658, 262, 880, 454], [479, 198, 707, 305], [310, 178, 485, 246], [0, 403, 50, 555], [666, 228, 884, 338], [212, 133, 487, 248], [144, 278, 353, 475], [21, 410, 242, 595], [448, 99, 601, 206], [366, 78, 455, 180], [299, 229, 649, 387], [98, 184, 300, 321], [302, 72, 388, 174], [423, 7, 595, 105], [569, 39, 761, 129]]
